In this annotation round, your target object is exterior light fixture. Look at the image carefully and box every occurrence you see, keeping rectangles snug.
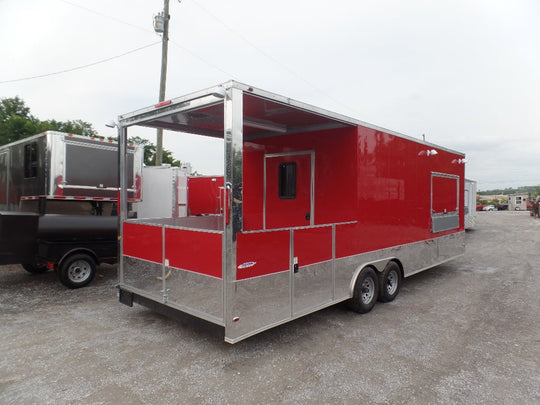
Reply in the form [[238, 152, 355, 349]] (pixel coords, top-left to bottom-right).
[[211, 86, 227, 99], [418, 149, 438, 157]]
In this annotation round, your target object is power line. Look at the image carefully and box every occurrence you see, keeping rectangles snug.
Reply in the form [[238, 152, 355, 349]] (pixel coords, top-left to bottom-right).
[[58, 0, 154, 34], [168, 40, 238, 79], [21, 0, 360, 117], [63, 0, 361, 116], [189, 0, 362, 117], [59, 1, 237, 81], [0, 41, 161, 84]]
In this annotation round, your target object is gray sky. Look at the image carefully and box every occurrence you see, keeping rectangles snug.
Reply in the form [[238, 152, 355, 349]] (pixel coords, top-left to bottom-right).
[[1, 0, 539, 190]]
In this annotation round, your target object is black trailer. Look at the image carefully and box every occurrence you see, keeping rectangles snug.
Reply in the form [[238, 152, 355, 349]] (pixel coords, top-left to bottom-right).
[[0, 212, 117, 288], [0, 131, 143, 288]]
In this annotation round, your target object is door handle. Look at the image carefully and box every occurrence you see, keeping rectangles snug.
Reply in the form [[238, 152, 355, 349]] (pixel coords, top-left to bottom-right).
[[305, 213, 310, 221]]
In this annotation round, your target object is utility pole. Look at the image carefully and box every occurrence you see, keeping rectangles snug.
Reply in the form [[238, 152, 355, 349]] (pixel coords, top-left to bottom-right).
[[155, 0, 170, 166]]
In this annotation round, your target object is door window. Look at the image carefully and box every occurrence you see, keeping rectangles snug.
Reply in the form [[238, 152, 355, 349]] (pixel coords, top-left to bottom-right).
[[278, 162, 297, 199]]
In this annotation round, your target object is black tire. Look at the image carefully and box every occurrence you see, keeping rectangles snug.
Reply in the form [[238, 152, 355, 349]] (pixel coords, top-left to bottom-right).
[[22, 263, 48, 274], [58, 253, 96, 289], [349, 267, 379, 313], [378, 261, 402, 302]]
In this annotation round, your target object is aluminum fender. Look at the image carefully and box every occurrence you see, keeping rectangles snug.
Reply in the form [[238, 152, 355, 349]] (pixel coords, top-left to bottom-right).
[[348, 257, 398, 297], [57, 247, 98, 268]]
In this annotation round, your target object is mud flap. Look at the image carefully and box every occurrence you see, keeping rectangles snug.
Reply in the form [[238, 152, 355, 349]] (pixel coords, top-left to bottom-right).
[[118, 288, 134, 307]]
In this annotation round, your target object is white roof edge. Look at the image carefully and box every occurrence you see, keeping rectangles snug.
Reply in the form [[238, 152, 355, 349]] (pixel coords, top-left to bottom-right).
[[118, 80, 465, 156]]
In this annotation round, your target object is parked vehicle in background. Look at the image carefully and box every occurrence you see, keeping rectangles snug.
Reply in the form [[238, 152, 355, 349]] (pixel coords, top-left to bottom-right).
[[0, 131, 143, 288], [508, 193, 528, 211], [482, 205, 495, 211]]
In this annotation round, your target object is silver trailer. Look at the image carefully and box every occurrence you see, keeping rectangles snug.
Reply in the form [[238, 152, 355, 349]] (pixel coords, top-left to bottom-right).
[[0, 131, 143, 288], [0, 131, 143, 212]]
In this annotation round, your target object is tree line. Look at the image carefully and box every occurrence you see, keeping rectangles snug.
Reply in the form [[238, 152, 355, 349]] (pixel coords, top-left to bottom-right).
[[477, 186, 540, 197], [0, 96, 180, 167]]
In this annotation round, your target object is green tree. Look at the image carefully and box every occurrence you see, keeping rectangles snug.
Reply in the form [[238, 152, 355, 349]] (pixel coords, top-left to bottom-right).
[[38, 119, 98, 137], [1, 96, 182, 166], [0, 96, 98, 145], [128, 136, 181, 167], [0, 96, 40, 144]]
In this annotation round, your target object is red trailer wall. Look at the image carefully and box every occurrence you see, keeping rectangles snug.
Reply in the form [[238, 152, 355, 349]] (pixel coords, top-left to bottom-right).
[[337, 126, 464, 257], [242, 124, 464, 262], [243, 126, 358, 231], [123, 222, 223, 278], [187, 176, 224, 216]]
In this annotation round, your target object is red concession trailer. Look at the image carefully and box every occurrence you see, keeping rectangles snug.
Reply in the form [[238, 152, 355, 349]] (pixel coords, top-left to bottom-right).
[[116, 81, 466, 343]]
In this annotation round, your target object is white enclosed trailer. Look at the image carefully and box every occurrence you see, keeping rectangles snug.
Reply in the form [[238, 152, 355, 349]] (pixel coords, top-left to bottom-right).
[[136, 164, 190, 219], [507, 193, 528, 211], [464, 178, 477, 229]]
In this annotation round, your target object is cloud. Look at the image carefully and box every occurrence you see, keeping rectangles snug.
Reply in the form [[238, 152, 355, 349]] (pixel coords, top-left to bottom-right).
[[1, 0, 539, 187]]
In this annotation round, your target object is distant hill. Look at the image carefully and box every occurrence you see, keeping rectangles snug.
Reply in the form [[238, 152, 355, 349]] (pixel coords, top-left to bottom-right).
[[478, 186, 540, 196]]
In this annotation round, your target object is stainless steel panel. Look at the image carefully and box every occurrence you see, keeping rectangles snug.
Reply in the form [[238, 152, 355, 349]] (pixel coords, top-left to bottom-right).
[[119, 126, 129, 221], [293, 260, 333, 316], [436, 232, 465, 263], [432, 214, 460, 233], [165, 267, 223, 320], [123, 256, 164, 301], [334, 254, 393, 301], [137, 215, 223, 232], [0, 151, 9, 210], [225, 271, 291, 342], [224, 87, 243, 338], [334, 232, 466, 299]]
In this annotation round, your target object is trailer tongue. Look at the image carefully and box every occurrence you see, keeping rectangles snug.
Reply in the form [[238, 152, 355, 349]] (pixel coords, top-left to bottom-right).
[[116, 81, 465, 343]]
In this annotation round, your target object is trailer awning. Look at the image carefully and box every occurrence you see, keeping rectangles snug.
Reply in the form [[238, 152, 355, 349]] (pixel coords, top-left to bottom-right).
[[118, 81, 355, 140]]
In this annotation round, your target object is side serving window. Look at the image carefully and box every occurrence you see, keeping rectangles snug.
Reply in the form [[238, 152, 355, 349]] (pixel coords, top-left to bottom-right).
[[24, 143, 38, 178], [431, 172, 460, 232], [278, 162, 296, 199]]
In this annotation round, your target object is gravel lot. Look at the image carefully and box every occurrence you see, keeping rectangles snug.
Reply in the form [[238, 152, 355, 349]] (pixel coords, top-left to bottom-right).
[[1, 211, 539, 404]]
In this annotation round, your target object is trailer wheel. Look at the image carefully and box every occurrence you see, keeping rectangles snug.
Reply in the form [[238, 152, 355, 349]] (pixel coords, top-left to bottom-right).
[[378, 261, 402, 302], [349, 267, 379, 313], [22, 263, 48, 274], [58, 253, 96, 289]]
